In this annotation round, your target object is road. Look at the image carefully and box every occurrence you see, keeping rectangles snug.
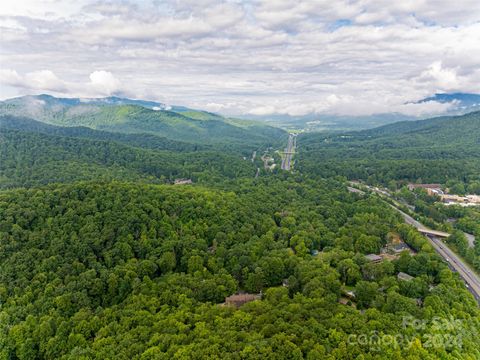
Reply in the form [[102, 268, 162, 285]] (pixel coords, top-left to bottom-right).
[[392, 205, 430, 230], [392, 205, 480, 303], [281, 133, 296, 171], [362, 183, 477, 248], [429, 234, 480, 302], [357, 182, 480, 302]]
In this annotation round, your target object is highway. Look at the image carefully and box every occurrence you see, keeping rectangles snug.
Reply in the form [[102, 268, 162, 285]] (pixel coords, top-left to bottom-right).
[[281, 133, 296, 171], [392, 205, 480, 303], [358, 182, 480, 303]]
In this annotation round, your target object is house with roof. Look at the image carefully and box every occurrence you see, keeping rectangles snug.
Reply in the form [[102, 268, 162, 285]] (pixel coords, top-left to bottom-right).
[[365, 254, 382, 263], [397, 272, 414, 281], [224, 293, 261, 308]]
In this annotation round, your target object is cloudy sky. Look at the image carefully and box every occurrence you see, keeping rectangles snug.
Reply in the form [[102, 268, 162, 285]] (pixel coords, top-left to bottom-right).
[[1, 0, 480, 117]]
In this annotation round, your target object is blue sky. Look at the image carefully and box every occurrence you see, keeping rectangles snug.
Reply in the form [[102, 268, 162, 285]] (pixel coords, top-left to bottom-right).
[[1, 0, 480, 117]]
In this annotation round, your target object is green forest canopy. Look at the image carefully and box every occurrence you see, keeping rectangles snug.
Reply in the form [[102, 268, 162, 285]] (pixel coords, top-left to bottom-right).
[[297, 111, 480, 189], [1, 105, 480, 359], [1, 179, 479, 359]]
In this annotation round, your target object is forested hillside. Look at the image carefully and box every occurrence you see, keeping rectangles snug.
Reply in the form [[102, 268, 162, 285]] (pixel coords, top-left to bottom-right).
[[1, 179, 479, 359], [359, 110, 480, 143], [298, 111, 480, 188], [0, 128, 255, 189], [0, 95, 286, 147], [0, 115, 204, 152]]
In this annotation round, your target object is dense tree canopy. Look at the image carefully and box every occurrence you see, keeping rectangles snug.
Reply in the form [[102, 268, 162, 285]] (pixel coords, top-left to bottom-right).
[[1, 106, 479, 359], [297, 111, 480, 190], [1, 180, 478, 359]]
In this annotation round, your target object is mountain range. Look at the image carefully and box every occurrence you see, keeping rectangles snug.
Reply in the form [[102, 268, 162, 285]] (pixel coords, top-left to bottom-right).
[[3, 92, 480, 135], [0, 94, 286, 147]]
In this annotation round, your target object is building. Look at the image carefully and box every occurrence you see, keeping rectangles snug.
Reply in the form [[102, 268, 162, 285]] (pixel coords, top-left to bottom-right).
[[407, 183, 442, 191], [467, 195, 480, 203], [392, 243, 411, 254], [441, 194, 480, 206], [407, 183, 443, 196], [344, 290, 356, 299], [365, 254, 382, 263], [441, 194, 465, 203], [397, 272, 414, 282], [224, 293, 261, 308], [174, 178, 193, 185]]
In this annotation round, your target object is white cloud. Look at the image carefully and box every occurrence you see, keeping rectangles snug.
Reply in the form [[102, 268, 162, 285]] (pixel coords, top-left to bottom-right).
[[88, 70, 121, 95], [1, 0, 480, 117], [416, 62, 459, 91], [250, 105, 279, 116], [0, 69, 123, 97], [0, 69, 23, 86], [0, 0, 83, 19], [0, 69, 66, 92], [27, 70, 67, 92]]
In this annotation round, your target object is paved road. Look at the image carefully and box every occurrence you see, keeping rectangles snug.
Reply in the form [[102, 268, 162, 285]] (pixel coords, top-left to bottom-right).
[[392, 206, 480, 303], [281, 134, 296, 171], [393, 206, 429, 230], [428, 234, 480, 302], [365, 183, 477, 248], [354, 182, 480, 302]]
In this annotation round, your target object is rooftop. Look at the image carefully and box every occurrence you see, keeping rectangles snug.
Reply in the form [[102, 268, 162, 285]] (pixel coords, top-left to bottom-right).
[[397, 272, 414, 281], [365, 254, 382, 262], [408, 183, 441, 189], [224, 293, 261, 307]]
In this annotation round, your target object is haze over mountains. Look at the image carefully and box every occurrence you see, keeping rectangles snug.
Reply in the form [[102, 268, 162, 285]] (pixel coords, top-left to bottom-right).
[[245, 92, 480, 131], [2, 93, 479, 191], [3, 92, 480, 134]]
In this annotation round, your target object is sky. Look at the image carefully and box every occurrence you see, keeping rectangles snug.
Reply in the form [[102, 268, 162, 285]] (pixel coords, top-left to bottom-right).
[[1, 0, 480, 117]]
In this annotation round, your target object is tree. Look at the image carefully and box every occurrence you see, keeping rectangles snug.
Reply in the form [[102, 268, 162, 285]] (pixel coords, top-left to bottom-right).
[[355, 281, 379, 309], [337, 259, 361, 285]]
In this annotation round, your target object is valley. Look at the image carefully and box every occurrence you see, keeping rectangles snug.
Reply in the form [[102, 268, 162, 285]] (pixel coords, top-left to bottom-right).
[[3, 3, 480, 358]]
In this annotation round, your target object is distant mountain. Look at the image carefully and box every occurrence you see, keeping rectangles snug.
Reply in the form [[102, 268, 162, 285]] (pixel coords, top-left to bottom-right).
[[417, 93, 480, 111], [0, 94, 286, 148], [358, 110, 480, 143], [243, 112, 414, 132], [3, 94, 172, 110], [0, 94, 223, 121], [301, 110, 480, 155], [244, 93, 480, 132]]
